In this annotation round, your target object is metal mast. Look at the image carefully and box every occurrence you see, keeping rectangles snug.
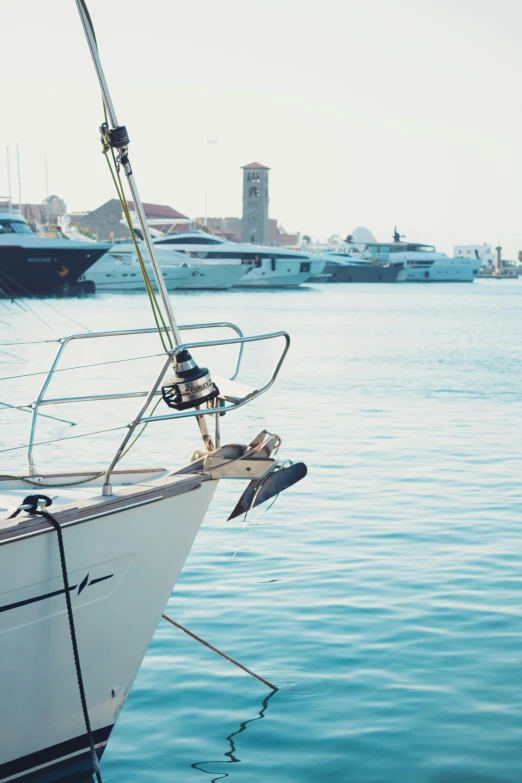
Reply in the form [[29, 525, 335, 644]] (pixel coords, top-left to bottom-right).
[[6, 148, 12, 209], [75, 0, 182, 346]]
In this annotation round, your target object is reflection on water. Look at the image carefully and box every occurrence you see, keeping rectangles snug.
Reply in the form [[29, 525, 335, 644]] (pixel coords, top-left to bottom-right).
[[191, 691, 277, 782]]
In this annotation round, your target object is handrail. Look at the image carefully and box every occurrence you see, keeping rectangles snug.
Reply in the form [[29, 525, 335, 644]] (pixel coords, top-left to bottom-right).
[[101, 330, 289, 494], [27, 321, 244, 475]]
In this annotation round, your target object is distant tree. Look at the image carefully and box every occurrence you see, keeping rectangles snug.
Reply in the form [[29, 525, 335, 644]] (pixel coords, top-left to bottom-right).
[[77, 225, 95, 238], [302, 235, 311, 243]]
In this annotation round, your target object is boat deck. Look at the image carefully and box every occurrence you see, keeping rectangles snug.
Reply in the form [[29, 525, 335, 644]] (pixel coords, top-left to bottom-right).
[[0, 468, 206, 545]]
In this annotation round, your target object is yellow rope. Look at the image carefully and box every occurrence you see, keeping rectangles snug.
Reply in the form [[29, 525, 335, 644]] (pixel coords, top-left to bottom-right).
[[100, 108, 173, 353]]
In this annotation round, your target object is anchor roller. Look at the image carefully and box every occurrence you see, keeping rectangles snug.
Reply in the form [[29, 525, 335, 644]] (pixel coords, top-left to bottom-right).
[[161, 349, 219, 411]]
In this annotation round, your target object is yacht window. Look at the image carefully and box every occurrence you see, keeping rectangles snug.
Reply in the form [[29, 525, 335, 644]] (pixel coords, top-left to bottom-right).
[[410, 244, 435, 252], [270, 258, 276, 271], [379, 246, 390, 253], [242, 254, 262, 267], [300, 261, 311, 273], [156, 236, 221, 245], [14, 221, 33, 234]]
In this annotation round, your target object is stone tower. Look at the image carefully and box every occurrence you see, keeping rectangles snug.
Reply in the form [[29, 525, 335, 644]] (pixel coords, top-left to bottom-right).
[[241, 162, 270, 244]]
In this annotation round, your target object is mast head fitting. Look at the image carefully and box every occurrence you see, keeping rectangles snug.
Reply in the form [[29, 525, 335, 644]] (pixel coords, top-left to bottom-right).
[[161, 349, 219, 411]]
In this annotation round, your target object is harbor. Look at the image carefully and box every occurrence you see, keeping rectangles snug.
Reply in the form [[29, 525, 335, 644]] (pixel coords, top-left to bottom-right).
[[3, 187, 520, 295], [2, 1, 522, 782]]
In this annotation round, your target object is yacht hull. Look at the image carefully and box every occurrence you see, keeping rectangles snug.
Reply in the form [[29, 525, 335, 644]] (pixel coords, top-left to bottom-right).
[[405, 263, 477, 282], [315, 262, 406, 283], [235, 258, 324, 289], [176, 263, 247, 290], [83, 256, 191, 291], [0, 476, 216, 782], [235, 271, 313, 288], [0, 245, 110, 297]]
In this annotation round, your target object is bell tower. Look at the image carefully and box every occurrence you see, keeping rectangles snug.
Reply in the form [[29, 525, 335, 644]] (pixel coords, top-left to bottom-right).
[[241, 162, 270, 244]]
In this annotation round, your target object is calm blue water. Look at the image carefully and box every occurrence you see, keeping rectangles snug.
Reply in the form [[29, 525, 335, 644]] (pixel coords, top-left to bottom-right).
[[2, 281, 522, 783]]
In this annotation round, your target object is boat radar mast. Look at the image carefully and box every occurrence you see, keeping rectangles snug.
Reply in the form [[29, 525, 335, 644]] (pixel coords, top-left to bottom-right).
[[74, 0, 218, 418]]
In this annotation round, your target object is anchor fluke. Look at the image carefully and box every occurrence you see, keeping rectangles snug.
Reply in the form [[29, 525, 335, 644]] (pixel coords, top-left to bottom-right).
[[227, 461, 308, 521]]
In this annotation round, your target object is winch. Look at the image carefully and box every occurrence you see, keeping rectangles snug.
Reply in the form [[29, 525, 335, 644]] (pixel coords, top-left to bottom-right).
[[161, 349, 219, 411]]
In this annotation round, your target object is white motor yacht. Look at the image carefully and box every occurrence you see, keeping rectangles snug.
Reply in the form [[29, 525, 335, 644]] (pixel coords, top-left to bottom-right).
[[122, 226, 249, 290], [83, 243, 191, 291], [365, 230, 479, 282], [154, 231, 325, 288], [303, 237, 407, 283]]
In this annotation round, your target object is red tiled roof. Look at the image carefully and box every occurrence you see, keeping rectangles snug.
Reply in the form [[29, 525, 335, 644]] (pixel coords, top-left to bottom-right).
[[127, 201, 188, 220], [241, 162, 270, 170]]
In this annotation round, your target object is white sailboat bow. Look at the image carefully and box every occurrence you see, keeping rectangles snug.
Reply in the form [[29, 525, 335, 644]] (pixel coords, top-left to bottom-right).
[[0, 4, 306, 781]]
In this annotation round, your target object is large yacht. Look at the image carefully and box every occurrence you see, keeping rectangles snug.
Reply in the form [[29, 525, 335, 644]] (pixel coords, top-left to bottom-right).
[[153, 231, 325, 288], [80, 244, 192, 291], [130, 227, 248, 290], [0, 207, 111, 296], [305, 237, 407, 282], [366, 230, 479, 282]]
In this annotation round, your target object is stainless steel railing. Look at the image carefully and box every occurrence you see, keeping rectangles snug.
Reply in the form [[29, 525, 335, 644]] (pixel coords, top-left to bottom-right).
[[27, 321, 290, 488]]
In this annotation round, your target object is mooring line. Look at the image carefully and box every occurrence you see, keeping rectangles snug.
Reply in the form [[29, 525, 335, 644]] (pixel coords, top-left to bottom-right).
[[162, 614, 278, 691]]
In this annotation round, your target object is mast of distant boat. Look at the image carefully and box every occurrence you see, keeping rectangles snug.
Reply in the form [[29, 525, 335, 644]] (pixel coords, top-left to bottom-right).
[[6, 148, 12, 210], [45, 157, 50, 230], [16, 145, 22, 215]]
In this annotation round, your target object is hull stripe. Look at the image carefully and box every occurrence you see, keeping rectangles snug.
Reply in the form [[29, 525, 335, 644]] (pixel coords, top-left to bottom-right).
[[0, 726, 113, 781], [0, 585, 77, 614]]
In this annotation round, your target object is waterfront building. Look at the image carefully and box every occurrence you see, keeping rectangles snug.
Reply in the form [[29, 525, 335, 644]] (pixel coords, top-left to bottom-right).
[[454, 244, 495, 268], [69, 199, 189, 240]]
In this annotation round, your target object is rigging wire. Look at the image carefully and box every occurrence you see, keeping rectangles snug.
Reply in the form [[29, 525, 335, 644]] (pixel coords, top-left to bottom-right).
[[0, 400, 75, 427], [0, 266, 91, 333], [0, 269, 54, 330], [0, 425, 127, 455], [0, 347, 27, 363], [0, 339, 60, 346], [0, 351, 164, 383], [0, 396, 163, 486]]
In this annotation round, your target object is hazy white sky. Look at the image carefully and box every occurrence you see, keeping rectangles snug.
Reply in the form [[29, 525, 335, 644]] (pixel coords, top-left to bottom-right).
[[2, 0, 522, 254]]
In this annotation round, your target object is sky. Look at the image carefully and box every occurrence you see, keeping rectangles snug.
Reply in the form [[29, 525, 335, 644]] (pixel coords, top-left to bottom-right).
[[2, 0, 522, 255]]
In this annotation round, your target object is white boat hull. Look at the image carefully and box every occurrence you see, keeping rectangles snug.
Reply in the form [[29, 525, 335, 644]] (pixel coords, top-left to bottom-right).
[[235, 258, 325, 288], [176, 263, 247, 290], [0, 475, 216, 782], [405, 257, 478, 282], [84, 254, 191, 291]]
